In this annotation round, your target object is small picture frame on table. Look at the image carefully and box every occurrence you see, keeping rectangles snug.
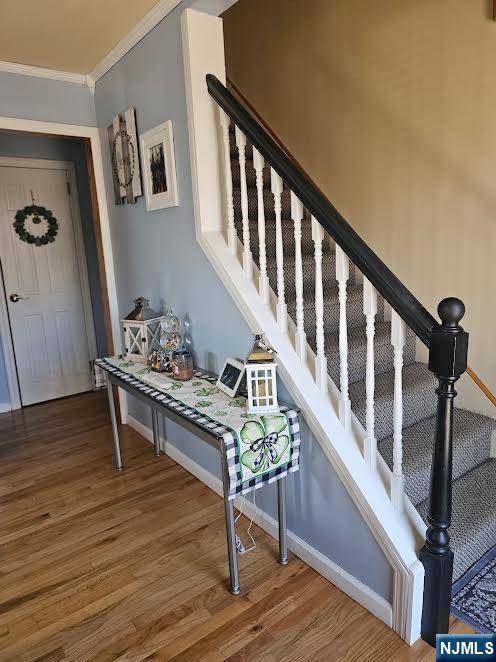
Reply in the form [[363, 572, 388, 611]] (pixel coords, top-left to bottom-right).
[[216, 358, 246, 398], [140, 121, 179, 211]]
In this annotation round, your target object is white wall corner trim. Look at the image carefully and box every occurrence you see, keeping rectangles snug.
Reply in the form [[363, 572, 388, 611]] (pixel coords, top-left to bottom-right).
[[0, 60, 87, 85], [88, 0, 182, 84], [126, 413, 393, 629], [85, 76, 96, 96]]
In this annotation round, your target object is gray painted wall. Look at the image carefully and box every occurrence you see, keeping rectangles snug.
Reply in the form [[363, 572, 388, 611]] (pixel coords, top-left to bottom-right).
[[94, 2, 393, 601], [0, 71, 95, 126], [0, 133, 107, 404]]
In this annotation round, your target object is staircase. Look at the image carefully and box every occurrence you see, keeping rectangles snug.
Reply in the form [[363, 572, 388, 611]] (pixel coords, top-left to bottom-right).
[[229, 131, 496, 583], [180, 10, 496, 646]]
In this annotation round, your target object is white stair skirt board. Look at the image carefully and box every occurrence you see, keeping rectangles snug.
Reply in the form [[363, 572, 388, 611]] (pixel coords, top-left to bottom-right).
[[181, 8, 423, 645], [126, 413, 392, 628]]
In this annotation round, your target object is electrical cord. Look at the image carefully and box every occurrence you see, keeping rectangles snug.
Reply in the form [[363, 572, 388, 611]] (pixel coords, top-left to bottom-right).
[[235, 491, 257, 555]]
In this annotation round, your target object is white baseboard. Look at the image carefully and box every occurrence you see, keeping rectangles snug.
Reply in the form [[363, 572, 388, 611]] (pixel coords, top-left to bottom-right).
[[126, 413, 393, 628], [0, 402, 11, 414]]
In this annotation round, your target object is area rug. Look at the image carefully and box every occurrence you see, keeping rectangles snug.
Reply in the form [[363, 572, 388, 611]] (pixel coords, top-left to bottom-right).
[[452, 544, 496, 633]]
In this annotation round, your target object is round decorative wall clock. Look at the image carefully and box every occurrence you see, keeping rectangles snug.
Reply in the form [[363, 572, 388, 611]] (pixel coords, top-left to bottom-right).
[[112, 129, 136, 188], [13, 205, 58, 246]]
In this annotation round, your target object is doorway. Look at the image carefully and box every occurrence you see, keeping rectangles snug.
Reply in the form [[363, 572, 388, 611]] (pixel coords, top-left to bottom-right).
[[0, 126, 118, 411], [0, 157, 98, 405]]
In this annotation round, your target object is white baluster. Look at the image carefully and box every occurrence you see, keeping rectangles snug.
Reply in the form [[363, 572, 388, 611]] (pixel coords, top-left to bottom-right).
[[253, 147, 269, 305], [363, 277, 377, 470], [311, 217, 327, 391], [391, 310, 406, 511], [235, 126, 252, 278], [291, 192, 306, 361], [336, 245, 351, 431], [219, 109, 236, 254], [271, 169, 287, 332]]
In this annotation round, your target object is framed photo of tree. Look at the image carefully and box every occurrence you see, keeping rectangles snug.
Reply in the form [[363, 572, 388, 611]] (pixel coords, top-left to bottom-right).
[[140, 121, 179, 211]]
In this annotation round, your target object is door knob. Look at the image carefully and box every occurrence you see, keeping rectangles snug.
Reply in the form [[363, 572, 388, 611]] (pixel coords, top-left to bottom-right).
[[9, 293, 29, 303]]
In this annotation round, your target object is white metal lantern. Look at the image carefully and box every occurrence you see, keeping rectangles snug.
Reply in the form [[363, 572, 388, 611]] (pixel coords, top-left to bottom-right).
[[245, 335, 279, 414], [121, 297, 165, 363]]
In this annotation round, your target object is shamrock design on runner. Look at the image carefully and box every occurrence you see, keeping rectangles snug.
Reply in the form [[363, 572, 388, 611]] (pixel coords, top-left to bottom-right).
[[229, 397, 246, 408], [196, 400, 213, 408], [164, 382, 183, 391], [240, 415, 289, 473], [118, 360, 135, 368], [194, 387, 218, 397]]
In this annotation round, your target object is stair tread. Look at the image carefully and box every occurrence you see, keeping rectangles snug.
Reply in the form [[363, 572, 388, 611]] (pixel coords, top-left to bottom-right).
[[287, 282, 385, 335], [418, 457, 496, 580], [306, 321, 415, 387], [349, 362, 438, 441], [379, 409, 495, 507]]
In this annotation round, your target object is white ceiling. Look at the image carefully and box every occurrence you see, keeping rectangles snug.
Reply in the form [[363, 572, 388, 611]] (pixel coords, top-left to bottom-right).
[[0, 0, 163, 74]]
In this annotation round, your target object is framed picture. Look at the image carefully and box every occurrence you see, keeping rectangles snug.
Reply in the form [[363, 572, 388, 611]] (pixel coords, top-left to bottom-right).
[[107, 107, 142, 205], [216, 358, 246, 398], [140, 121, 179, 211]]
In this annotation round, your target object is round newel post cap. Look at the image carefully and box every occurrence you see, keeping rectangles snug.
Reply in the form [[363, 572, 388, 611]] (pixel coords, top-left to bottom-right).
[[438, 297, 465, 328]]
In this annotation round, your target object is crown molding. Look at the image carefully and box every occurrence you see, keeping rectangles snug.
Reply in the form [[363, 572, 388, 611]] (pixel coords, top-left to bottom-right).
[[88, 0, 182, 86], [0, 0, 182, 93], [0, 60, 87, 85]]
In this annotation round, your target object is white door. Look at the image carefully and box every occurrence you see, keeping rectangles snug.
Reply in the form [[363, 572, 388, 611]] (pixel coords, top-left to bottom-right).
[[0, 164, 93, 405]]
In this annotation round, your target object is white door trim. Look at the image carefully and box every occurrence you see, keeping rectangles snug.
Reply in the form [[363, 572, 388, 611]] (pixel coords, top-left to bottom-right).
[[0, 157, 98, 408], [0, 119, 124, 420], [0, 260, 21, 410], [65, 161, 98, 365]]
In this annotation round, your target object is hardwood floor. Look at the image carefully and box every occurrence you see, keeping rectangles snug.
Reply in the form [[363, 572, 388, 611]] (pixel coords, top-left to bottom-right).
[[0, 391, 471, 661]]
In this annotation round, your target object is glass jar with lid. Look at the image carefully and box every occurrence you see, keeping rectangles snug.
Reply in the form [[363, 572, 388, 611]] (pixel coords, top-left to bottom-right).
[[160, 307, 183, 355]]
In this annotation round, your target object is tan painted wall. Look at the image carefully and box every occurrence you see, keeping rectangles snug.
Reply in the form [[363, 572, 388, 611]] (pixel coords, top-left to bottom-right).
[[223, 0, 496, 415]]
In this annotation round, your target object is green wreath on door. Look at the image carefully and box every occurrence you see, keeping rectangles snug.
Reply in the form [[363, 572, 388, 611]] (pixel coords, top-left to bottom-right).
[[13, 205, 58, 247]]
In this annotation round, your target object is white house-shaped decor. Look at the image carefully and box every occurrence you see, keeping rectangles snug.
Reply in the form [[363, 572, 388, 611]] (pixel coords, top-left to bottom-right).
[[122, 297, 164, 363], [245, 335, 279, 414]]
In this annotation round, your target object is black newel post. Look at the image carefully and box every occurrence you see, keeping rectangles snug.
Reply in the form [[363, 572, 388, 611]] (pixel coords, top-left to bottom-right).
[[419, 297, 469, 647]]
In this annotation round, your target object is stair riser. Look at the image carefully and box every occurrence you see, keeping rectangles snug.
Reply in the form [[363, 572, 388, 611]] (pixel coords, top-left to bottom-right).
[[230, 134, 255, 162], [232, 161, 272, 188], [350, 365, 439, 442], [319, 330, 416, 388], [288, 289, 385, 336], [381, 422, 492, 508], [417, 456, 496, 580], [266, 252, 357, 296], [233, 187, 310, 224], [245, 220, 328, 259]]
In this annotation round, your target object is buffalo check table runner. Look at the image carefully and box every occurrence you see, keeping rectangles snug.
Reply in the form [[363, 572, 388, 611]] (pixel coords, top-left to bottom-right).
[[96, 357, 301, 499]]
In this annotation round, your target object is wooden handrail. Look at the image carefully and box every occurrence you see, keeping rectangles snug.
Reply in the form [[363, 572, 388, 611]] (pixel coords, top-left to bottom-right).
[[227, 77, 495, 412], [467, 367, 496, 408]]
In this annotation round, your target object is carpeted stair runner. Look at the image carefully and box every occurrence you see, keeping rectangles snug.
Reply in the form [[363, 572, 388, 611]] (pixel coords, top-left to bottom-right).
[[230, 123, 496, 583]]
